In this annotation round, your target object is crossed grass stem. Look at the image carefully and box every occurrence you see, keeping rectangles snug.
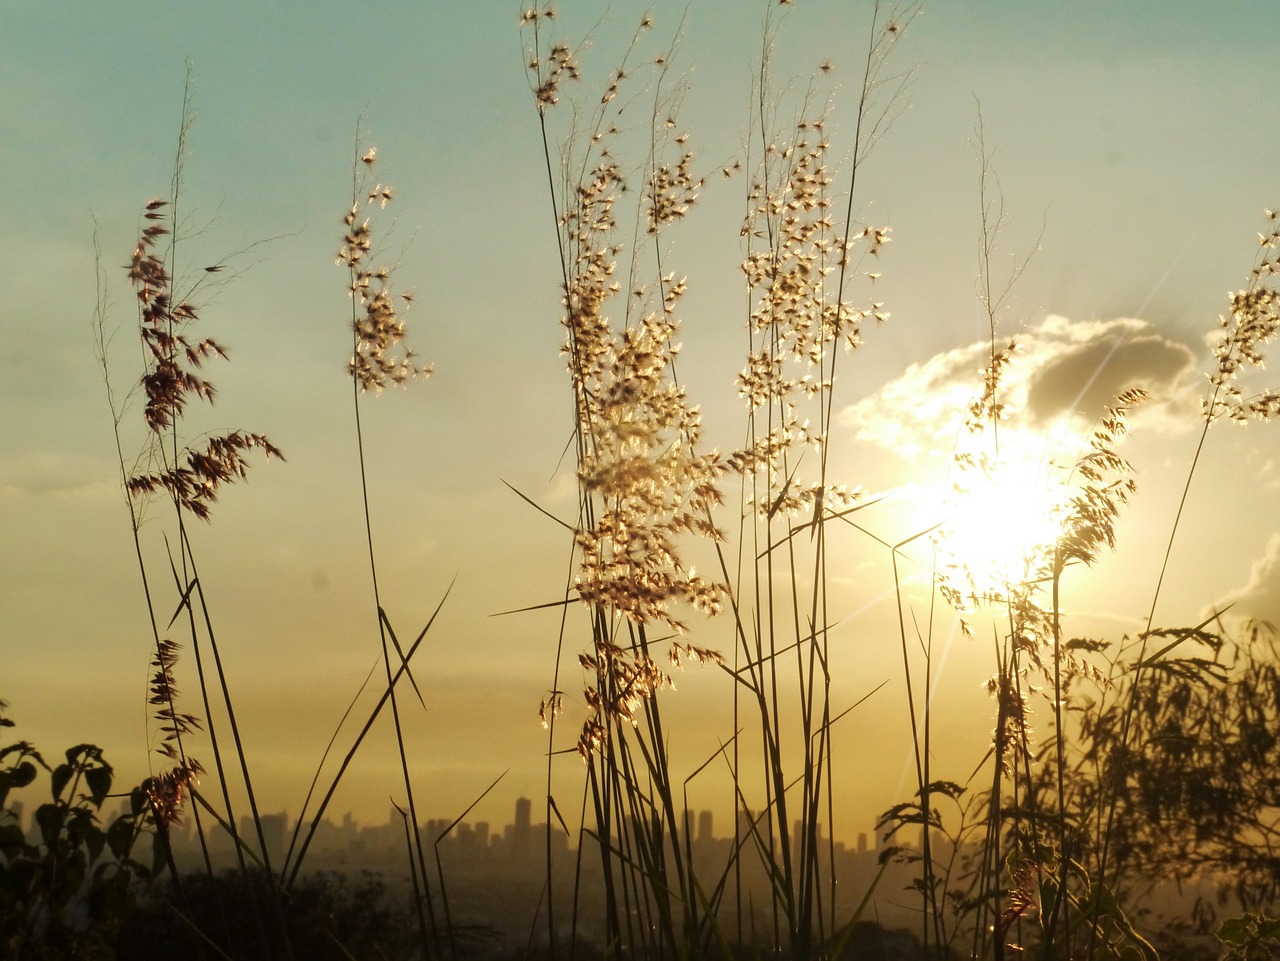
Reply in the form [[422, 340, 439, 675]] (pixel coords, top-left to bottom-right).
[[888, 200, 1277, 959], [525, 3, 919, 958], [129, 192, 279, 890], [525, 7, 735, 955], [728, 2, 916, 952], [873, 106, 1171, 961], [95, 224, 207, 928], [95, 70, 293, 957], [1087, 211, 1280, 954], [517, 15, 706, 957], [338, 135, 438, 960]]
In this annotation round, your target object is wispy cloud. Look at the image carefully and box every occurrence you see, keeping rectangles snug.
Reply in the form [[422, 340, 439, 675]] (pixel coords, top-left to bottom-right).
[[0, 451, 115, 500], [1214, 532, 1280, 626]]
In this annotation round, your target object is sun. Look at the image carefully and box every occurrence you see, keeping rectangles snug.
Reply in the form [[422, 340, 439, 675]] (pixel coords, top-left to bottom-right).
[[932, 431, 1073, 598]]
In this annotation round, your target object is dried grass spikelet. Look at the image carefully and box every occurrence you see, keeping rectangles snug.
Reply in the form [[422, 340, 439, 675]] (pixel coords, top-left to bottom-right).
[[127, 429, 284, 521], [646, 147, 704, 235], [145, 760, 204, 830], [556, 134, 728, 633], [538, 691, 564, 729], [537, 39, 731, 760], [338, 147, 432, 393], [966, 337, 1019, 432], [738, 107, 889, 360], [149, 638, 202, 756], [520, 4, 581, 112], [988, 669, 1033, 776], [571, 305, 729, 632], [997, 854, 1042, 937], [575, 641, 676, 760], [730, 105, 886, 516], [125, 200, 283, 521], [145, 637, 204, 829], [1056, 388, 1145, 572], [668, 641, 725, 669], [1204, 213, 1280, 424], [128, 199, 220, 434]]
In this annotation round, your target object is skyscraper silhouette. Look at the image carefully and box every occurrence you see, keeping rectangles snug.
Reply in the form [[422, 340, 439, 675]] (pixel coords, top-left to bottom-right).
[[512, 796, 532, 860]]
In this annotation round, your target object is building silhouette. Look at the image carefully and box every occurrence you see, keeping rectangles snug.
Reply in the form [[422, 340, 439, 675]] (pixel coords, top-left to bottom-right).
[[509, 796, 532, 861]]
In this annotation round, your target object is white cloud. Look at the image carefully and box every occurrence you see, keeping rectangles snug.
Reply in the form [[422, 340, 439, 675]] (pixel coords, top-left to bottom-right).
[[1214, 533, 1280, 626], [841, 315, 1200, 458], [1243, 449, 1280, 492]]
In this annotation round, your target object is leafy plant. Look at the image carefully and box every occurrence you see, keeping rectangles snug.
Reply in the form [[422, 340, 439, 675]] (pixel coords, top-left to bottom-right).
[[1218, 913, 1280, 961], [0, 702, 158, 961]]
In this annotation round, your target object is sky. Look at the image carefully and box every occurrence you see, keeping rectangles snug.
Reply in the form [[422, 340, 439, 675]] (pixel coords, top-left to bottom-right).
[[3, 0, 1280, 846]]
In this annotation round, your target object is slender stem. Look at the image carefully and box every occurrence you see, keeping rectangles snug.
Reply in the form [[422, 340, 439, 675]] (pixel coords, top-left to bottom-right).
[[345, 131, 436, 961]]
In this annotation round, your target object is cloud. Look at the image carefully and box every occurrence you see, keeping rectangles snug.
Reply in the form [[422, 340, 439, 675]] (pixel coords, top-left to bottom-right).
[[1214, 533, 1280, 626], [1023, 323, 1195, 427], [1242, 448, 1280, 492], [0, 451, 115, 499], [841, 315, 1200, 457]]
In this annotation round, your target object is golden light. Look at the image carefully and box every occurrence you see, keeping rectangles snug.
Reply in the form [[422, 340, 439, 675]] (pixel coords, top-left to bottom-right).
[[932, 430, 1073, 598]]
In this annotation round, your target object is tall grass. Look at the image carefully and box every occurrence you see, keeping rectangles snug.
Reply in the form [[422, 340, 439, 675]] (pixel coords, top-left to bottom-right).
[[334, 132, 439, 961], [93, 67, 291, 956], [521, 2, 929, 958], [872, 147, 1280, 961], [5, 3, 1272, 960], [523, 7, 731, 954], [520, 3, 1280, 961], [90, 80, 453, 957]]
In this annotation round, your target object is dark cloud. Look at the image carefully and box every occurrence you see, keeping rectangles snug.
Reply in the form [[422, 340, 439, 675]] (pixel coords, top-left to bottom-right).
[[1025, 334, 1196, 425], [844, 315, 1202, 456]]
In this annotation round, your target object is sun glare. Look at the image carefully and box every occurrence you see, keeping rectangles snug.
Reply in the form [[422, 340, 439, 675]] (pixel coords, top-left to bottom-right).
[[934, 434, 1072, 597]]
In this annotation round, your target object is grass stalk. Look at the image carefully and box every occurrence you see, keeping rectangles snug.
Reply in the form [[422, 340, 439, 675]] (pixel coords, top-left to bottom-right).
[[338, 127, 438, 960]]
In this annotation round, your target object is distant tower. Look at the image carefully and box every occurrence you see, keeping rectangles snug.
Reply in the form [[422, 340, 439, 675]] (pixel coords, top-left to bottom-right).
[[698, 810, 713, 843], [258, 811, 287, 863], [513, 796, 532, 859]]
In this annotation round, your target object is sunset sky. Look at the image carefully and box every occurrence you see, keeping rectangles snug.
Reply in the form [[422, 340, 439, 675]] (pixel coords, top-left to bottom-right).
[[4, 0, 1280, 844]]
